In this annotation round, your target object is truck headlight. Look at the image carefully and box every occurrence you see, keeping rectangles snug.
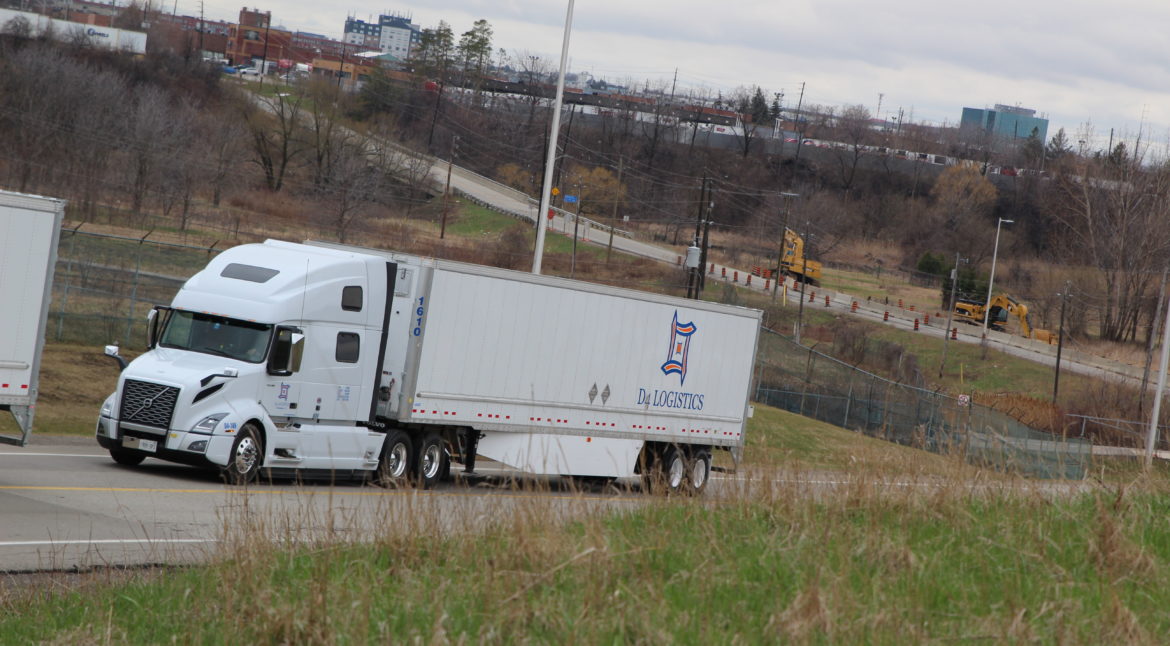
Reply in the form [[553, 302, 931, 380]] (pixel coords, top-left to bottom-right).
[[192, 413, 228, 433], [100, 395, 115, 417]]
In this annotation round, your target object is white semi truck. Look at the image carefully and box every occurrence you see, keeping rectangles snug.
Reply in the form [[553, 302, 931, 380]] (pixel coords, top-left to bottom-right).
[[97, 240, 761, 492], [0, 190, 64, 446]]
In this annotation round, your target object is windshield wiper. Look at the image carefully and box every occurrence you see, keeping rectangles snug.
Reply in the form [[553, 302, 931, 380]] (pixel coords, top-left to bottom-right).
[[198, 346, 235, 359]]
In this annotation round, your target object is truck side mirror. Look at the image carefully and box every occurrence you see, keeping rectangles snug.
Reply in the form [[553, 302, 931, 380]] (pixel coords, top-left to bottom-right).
[[146, 309, 159, 349], [268, 327, 304, 376], [146, 306, 171, 349], [103, 344, 128, 371]]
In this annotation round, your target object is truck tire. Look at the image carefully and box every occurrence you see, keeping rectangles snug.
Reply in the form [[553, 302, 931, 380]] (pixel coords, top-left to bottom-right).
[[662, 445, 686, 494], [375, 430, 413, 488], [643, 445, 685, 495], [686, 448, 712, 495], [221, 423, 263, 485], [415, 432, 443, 489], [109, 447, 146, 467]]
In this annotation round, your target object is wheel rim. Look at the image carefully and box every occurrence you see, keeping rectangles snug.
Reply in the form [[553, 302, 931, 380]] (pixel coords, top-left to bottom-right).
[[387, 442, 409, 478], [691, 456, 709, 489], [667, 454, 685, 489], [421, 443, 441, 479], [234, 435, 258, 474]]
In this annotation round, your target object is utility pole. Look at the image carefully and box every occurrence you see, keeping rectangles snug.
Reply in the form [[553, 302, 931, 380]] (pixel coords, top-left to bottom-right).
[[607, 155, 623, 263], [427, 80, 443, 152], [791, 82, 806, 165], [694, 175, 708, 245], [570, 184, 582, 278], [258, 13, 271, 88], [938, 252, 966, 377], [440, 136, 458, 239], [1053, 282, 1070, 402], [796, 223, 810, 343], [198, 0, 205, 54], [699, 200, 712, 292]]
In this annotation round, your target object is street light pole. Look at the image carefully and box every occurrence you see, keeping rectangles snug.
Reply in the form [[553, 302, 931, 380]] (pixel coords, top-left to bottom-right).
[[939, 252, 966, 378], [1147, 293, 1170, 468], [982, 218, 1013, 335], [531, 0, 576, 275], [772, 192, 798, 302]]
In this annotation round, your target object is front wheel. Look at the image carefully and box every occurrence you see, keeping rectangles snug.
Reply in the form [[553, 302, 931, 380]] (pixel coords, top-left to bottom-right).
[[109, 447, 146, 467], [375, 430, 413, 488], [221, 423, 263, 485]]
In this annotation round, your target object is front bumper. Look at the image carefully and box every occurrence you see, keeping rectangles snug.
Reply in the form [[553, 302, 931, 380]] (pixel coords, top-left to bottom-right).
[[97, 415, 231, 468]]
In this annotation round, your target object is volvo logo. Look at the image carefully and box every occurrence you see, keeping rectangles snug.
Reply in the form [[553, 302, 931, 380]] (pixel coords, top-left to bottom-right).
[[129, 395, 157, 420]]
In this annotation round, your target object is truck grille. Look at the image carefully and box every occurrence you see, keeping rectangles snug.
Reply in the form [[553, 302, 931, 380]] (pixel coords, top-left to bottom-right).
[[119, 380, 179, 430]]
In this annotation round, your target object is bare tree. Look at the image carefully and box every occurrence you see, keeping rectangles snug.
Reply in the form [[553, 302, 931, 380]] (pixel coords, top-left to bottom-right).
[[1051, 151, 1170, 341], [830, 104, 872, 191], [321, 140, 383, 243], [728, 86, 765, 158], [125, 86, 180, 218], [197, 107, 248, 207], [0, 46, 75, 192], [242, 91, 305, 191]]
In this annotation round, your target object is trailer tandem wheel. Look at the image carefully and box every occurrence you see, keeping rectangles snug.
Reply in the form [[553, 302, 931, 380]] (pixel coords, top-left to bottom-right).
[[415, 431, 444, 489]]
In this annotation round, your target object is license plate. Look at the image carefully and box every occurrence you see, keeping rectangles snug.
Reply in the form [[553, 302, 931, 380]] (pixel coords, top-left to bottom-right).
[[123, 436, 158, 453]]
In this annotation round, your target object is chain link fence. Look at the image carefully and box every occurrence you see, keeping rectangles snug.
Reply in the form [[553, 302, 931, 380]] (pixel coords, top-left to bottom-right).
[[49, 229, 220, 350], [752, 327, 1092, 479]]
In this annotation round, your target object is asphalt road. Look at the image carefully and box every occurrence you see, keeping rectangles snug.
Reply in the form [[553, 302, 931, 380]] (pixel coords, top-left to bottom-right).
[[0, 437, 658, 572], [0, 436, 1099, 573]]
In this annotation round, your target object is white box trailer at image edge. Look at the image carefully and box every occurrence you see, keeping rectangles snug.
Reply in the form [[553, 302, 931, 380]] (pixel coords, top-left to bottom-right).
[[0, 190, 64, 446], [96, 239, 760, 493]]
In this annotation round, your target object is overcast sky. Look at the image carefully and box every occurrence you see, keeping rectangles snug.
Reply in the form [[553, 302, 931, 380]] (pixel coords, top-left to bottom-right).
[[195, 0, 1170, 154]]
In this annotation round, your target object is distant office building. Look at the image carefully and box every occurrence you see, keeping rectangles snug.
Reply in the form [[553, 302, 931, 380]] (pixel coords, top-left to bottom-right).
[[343, 17, 379, 48], [343, 12, 419, 57], [377, 14, 416, 58], [961, 104, 1048, 142]]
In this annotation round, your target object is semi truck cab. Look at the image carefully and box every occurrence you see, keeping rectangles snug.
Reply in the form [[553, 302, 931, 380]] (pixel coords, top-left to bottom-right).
[[97, 241, 409, 482]]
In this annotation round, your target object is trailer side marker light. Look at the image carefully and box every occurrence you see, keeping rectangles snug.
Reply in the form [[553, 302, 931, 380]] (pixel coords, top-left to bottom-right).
[[586, 437, 592, 442]]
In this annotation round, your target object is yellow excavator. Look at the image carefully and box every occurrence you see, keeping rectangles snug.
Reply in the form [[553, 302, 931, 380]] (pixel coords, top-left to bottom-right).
[[779, 229, 822, 284], [954, 294, 1058, 344]]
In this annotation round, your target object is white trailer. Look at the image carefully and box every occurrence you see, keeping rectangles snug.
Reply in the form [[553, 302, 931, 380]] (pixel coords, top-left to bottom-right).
[[97, 240, 760, 493], [0, 191, 64, 446]]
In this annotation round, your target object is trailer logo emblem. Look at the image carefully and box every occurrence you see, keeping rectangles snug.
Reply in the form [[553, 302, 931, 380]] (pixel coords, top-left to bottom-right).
[[660, 311, 697, 385]]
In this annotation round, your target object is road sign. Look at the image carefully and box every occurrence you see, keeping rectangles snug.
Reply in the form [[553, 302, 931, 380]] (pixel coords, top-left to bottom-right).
[[563, 195, 578, 204], [551, 187, 560, 196]]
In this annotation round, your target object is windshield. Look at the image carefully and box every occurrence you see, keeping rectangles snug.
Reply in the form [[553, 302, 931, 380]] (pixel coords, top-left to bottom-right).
[[159, 310, 273, 364]]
